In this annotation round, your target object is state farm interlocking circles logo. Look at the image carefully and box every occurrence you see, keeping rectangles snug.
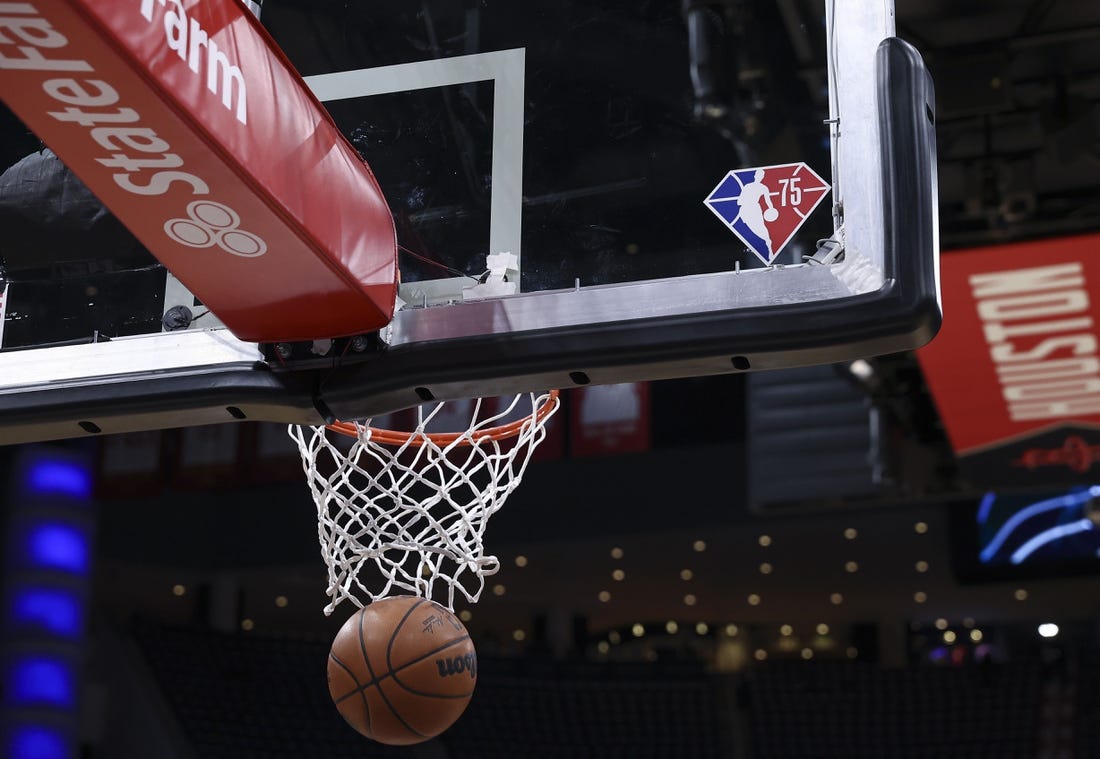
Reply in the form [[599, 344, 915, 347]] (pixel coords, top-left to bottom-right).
[[164, 200, 267, 257]]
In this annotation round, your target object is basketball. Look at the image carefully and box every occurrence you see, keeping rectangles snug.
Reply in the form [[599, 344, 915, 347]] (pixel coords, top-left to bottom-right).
[[327, 596, 477, 745], [763, 207, 779, 222]]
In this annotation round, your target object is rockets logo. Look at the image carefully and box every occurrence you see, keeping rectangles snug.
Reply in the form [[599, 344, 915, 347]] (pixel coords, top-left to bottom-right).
[[1013, 435, 1100, 474], [704, 163, 830, 265]]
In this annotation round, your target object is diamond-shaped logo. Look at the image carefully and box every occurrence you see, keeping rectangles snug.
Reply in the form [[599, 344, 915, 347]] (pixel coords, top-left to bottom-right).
[[704, 162, 831, 265]]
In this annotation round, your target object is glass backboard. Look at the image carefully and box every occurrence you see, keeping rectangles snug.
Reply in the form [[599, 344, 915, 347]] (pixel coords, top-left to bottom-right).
[[0, 0, 939, 442]]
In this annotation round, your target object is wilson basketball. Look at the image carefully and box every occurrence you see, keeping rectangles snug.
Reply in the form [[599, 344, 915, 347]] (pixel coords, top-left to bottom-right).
[[327, 596, 477, 745]]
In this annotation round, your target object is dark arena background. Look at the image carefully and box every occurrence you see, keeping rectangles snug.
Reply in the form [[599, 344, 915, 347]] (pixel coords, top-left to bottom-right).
[[4, 0, 1100, 757]]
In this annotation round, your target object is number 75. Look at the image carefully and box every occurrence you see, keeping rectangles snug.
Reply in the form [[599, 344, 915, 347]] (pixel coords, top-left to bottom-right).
[[778, 177, 802, 206]]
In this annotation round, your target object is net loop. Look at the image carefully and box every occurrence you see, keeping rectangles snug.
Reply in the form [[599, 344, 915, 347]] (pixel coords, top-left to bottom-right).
[[289, 390, 559, 614]]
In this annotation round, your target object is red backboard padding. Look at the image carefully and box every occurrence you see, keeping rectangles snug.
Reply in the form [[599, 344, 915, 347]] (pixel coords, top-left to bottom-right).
[[0, 0, 397, 342]]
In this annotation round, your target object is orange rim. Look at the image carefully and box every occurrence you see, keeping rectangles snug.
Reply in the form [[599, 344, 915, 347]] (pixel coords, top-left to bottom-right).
[[326, 390, 560, 447]]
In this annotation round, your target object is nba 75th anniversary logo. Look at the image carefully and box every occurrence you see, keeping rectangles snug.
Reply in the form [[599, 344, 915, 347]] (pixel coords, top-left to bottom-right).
[[705, 162, 830, 265]]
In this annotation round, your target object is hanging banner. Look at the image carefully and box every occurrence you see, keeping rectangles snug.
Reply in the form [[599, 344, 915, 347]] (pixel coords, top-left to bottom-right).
[[0, 0, 396, 341], [570, 382, 651, 457], [175, 423, 242, 489], [917, 234, 1100, 487]]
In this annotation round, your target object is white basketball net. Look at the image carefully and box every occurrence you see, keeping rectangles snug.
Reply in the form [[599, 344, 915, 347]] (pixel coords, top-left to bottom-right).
[[289, 391, 559, 614]]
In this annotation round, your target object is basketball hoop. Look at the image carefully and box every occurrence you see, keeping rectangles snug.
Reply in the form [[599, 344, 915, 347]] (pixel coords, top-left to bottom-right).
[[289, 390, 560, 614]]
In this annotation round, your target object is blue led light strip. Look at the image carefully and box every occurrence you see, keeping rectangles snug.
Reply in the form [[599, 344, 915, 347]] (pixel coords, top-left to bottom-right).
[[3, 449, 95, 759]]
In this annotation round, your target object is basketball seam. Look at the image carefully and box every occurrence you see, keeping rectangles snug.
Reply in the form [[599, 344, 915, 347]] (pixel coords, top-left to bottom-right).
[[390, 636, 477, 699], [387, 600, 476, 700], [352, 616, 379, 738], [334, 633, 476, 702], [330, 652, 368, 705], [361, 600, 431, 740], [385, 597, 431, 674], [329, 650, 372, 737]]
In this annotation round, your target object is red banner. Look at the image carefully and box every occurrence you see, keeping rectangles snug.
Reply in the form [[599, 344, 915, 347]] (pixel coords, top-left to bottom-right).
[[918, 234, 1100, 470], [0, 0, 397, 342]]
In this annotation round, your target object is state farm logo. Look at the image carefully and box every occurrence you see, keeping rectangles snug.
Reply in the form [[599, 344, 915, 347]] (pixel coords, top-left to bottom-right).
[[2, 5, 267, 261], [164, 200, 267, 257]]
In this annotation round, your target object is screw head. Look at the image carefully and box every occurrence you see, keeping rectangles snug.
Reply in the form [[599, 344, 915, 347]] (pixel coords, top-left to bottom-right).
[[162, 305, 194, 331]]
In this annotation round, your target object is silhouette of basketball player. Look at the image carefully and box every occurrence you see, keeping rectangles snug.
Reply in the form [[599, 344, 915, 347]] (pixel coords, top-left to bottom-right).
[[737, 169, 777, 255]]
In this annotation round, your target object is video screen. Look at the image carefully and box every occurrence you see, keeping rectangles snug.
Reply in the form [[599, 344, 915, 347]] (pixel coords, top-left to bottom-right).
[[955, 487, 1100, 581]]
